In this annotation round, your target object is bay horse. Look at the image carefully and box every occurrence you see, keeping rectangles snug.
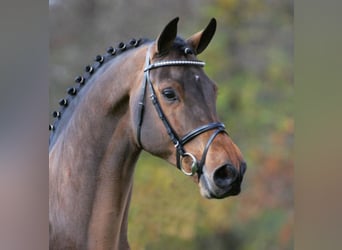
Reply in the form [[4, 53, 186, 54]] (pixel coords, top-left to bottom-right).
[[49, 17, 247, 250]]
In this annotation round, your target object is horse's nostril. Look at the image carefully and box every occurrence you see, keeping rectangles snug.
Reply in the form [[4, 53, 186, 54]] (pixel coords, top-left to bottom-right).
[[213, 164, 238, 188]]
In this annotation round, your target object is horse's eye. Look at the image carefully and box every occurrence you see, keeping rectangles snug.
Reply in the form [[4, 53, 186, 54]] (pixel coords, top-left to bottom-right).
[[162, 88, 177, 101]]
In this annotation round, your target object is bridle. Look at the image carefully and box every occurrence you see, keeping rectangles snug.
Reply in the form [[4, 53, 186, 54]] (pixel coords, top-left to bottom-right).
[[136, 46, 228, 176]]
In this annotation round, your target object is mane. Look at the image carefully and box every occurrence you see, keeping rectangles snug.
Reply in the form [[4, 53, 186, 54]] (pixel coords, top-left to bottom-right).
[[172, 36, 191, 51], [49, 38, 150, 145], [49, 36, 191, 146]]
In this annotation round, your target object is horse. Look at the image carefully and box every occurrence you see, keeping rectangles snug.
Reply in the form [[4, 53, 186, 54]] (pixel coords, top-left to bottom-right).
[[49, 17, 247, 250]]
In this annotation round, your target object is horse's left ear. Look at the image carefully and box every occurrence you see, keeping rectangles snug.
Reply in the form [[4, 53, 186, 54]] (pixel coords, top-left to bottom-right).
[[187, 18, 217, 55]]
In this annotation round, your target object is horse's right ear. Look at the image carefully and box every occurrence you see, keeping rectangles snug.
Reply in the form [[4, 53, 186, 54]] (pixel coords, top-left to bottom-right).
[[186, 18, 217, 55], [155, 17, 179, 56]]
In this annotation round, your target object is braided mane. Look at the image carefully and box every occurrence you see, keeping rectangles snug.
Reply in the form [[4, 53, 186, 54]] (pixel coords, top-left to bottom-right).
[[49, 38, 149, 143]]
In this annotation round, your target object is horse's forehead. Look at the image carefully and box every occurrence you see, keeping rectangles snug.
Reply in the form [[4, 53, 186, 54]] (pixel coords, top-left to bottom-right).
[[160, 66, 209, 84]]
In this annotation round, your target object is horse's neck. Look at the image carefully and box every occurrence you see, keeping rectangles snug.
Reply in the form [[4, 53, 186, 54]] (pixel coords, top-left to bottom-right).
[[86, 124, 140, 250], [49, 49, 145, 249], [50, 124, 139, 249]]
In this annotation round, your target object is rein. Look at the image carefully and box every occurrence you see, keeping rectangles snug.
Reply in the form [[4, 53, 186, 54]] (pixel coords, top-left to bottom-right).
[[137, 46, 228, 176]]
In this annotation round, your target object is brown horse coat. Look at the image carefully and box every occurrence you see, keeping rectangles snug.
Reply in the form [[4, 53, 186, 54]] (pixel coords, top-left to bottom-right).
[[49, 18, 246, 250]]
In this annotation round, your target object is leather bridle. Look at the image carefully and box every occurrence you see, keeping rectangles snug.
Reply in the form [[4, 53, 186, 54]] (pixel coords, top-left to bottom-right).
[[136, 46, 228, 176]]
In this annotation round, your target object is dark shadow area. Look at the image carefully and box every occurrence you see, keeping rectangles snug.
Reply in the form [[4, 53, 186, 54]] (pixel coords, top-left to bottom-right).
[[146, 228, 243, 250], [194, 229, 243, 250]]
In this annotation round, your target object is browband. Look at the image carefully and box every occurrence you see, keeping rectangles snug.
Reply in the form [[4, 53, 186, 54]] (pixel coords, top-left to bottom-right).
[[144, 60, 205, 71]]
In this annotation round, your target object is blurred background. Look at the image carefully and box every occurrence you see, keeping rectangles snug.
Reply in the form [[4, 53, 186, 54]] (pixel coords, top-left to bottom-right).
[[50, 0, 293, 249]]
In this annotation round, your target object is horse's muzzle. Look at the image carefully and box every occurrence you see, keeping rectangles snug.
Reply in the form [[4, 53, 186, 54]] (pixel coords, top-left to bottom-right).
[[200, 162, 247, 199]]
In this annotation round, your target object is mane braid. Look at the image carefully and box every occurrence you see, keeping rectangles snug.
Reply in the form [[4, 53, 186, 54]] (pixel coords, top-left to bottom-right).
[[49, 38, 148, 142]]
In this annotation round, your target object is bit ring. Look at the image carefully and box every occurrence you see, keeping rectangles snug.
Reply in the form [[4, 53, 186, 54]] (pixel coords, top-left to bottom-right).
[[180, 152, 198, 176]]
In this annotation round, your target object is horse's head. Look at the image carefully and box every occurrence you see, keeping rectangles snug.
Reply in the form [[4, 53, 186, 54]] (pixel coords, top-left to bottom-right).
[[132, 17, 246, 199]]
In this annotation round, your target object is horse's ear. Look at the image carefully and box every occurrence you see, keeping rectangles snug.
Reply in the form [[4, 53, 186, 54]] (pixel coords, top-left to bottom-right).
[[156, 17, 179, 56], [187, 18, 217, 55]]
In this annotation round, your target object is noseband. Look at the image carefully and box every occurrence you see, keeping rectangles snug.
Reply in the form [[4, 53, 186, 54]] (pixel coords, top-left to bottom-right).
[[137, 46, 228, 176]]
